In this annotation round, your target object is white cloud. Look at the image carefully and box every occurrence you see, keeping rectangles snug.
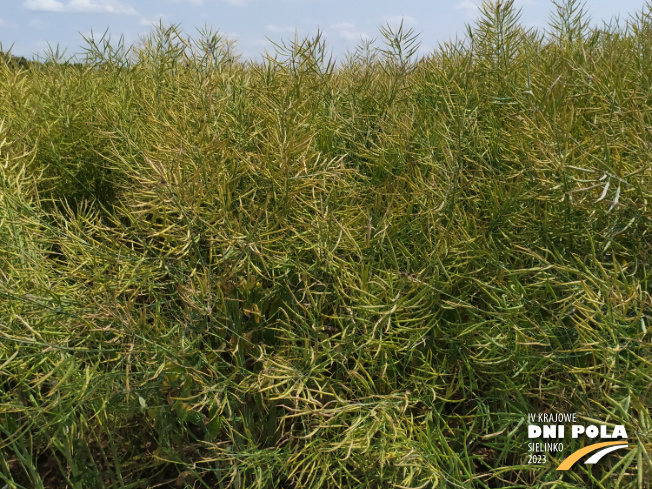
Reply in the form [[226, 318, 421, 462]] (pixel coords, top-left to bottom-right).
[[24, 0, 137, 14], [331, 22, 370, 42], [456, 0, 480, 19], [266, 24, 297, 34], [166, 0, 203, 5], [456, 1, 478, 13], [68, 0, 137, 14], [24, 0, 65, 11], [29, 18, 48, 29], [0, 17, 19, 30], [384, 15, 417, 26], [168, 0, 247, 5], [139, 14, 168, 27]]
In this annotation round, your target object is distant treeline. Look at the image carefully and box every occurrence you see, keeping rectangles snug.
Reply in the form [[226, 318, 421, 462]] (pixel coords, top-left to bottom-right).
[[0, 52, 33, 69], [0, 51, 87, 69]]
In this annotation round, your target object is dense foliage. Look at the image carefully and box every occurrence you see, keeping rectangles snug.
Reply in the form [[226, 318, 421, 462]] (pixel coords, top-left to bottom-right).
[[0, 1, 650, 487]]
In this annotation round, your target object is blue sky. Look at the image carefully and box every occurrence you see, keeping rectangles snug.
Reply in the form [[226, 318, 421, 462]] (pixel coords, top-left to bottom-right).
[[1, 0, 649, 61]]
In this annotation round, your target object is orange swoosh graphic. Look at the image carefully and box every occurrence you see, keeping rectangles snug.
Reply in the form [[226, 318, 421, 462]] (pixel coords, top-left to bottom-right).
[[557, 441, 628, 471]]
